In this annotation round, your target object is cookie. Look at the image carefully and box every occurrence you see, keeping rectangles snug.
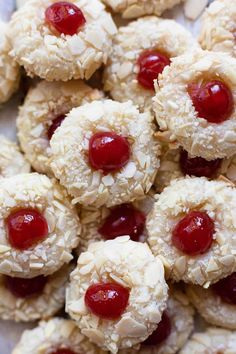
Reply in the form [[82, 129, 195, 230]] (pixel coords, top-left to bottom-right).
[[66, 236, 168, 353], [50, 99, 160, 207]]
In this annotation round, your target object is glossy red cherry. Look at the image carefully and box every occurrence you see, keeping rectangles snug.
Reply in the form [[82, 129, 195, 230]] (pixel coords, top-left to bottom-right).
[[47, 115, 66, 140], [45, 1, 86, 36], [98, 204, 146, 241], [49, 349, 77, 354], [143, 312, 171, 346], [188, 80, 234, 123], [212, 273, 236, 304], [137, 50, 170, 90], [172, 211, 214, 256], [179, 149, 222, 178], [5, 275, 47, 298], [85, 282, 129, 319], [89, 132, 130, 174], [6, 208, 49, 250]]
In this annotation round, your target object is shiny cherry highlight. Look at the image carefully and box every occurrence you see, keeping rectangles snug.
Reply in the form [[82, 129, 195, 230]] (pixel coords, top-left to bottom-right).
[[212, 272, 236, 304], [137, 50, 170, 90], [47, 114, 66, 140], [98, 204, 146, 241], [6, 208, 49, 250], [143, 311, 171, 346], [188, 80, 233, 123], [172, 211, 214, 256], [5, 275, 47, 298], [85, 282, 129, 319], [89, 132, 130, 174], [45, 1, 86, 36]]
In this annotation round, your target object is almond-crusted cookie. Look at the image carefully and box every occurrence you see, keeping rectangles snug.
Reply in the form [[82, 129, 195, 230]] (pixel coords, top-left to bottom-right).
[[147, 177, 236, 286], [104, 17, 198, 112], [101, 0, 183, 19], [153, 50, 236, 160], [179, 327, 236, 353], [0, 264, 71, 322], [0, 173, 80, 278], [50, 100, 160, 207], [0, 20, 20, 104], [66, 236, 168, 353], [199, 0, 236, 57], [0, 135, 30, 178], [17, 80, 103, 175], [12, 317, 106, 354], [8, 0, 117, 81]]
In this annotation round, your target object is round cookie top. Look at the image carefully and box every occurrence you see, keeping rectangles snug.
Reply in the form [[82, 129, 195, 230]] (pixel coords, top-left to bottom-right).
[[153, 50, 236, 160], [0, 173, 80, 278], [50, 99, 160, 207], [101, 0, 183, 19], [179, 327, 236, 354], [12, 317, 106, 354], [66, 236, 168, 353], [17, 80, 103, 175], [0, 20, 20, 104], [104, 17, 198, 112], [8, 0, 117, 81], [147, 177, 236, 286], [186, 272, 236, 330], [0, 264, 71, 322], [0, 135, 30, 178], [199, 0, 236, 57]]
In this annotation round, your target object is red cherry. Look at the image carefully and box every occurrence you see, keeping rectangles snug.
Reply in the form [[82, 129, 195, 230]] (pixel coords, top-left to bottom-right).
[[45, 1, 86, 36], [212, 273, 236, 304], [47, 115, 66, 140], [143, 311, 171, 346], [85, 282, 129, 319], [137, 50, 170, 90], [179, 149, 222, 178], [188, 80, 234, 123], [172, 211, 214, 256], [5, 275, 47, 298], [89, 132, 130, 174], [6, 208, 49, 250], [98, 204, 146, 241], [49, 349, 77, 354]]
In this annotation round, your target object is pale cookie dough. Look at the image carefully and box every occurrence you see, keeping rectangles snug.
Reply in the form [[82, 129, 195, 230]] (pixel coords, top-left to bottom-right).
[[17, 80, 103, 175], [179, 327, 236, 354], [0, 20, 20, 104], [16, 0, 30, 8], [120, 286, 194, 354], [50, 99, 160, 207], [104, 17, 198, 111], [66, 237, 168, 353], [186, 282, 236, 330], [12, 317, 106, 354], [101, 0, 183, 19], [147, 177, 236, 286], [199, 0, 236, 57], [8, 0, 117, 81], [0, 173, 80, 278], [78, 191, 155, 253], [0, 135, 30, 178], [153, 50, 236, 160], [0, 264, 71, 322]]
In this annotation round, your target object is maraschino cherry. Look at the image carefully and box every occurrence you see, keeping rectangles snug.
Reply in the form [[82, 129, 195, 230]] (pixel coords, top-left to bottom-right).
[[45, 1, 86, 36], [212, 272, 236, 304], [172, 211, 214, 256], [98, 204, 146, 241], [85, 282, 129, 319], [47, 115, 66, 140], [6, 208, 49, 250], [5, 275, 47, 298], [89, 132, 130, 174], [49, 349, 77, 354], [137, 50, 170, 90], [179, 149, 222, 178], [143, 311, 171, 346], [188, 80, 233, 123]]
